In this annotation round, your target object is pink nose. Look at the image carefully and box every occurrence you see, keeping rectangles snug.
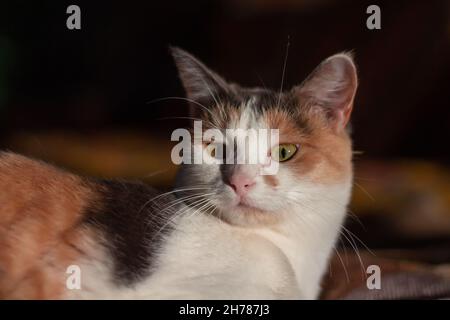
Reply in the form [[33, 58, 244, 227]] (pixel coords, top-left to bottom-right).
[[228, 174, 256, 197]]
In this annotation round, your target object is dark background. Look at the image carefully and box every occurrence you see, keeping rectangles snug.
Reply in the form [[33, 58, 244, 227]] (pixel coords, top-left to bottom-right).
[[1, 0, 449, 160], [0, 0, 449, 251]]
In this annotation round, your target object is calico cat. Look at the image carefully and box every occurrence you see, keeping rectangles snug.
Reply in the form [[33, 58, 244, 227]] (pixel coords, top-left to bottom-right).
[[0, 47, 358, 299]]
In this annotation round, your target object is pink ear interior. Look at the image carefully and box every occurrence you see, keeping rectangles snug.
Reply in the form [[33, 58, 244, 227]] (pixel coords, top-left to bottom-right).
[[295, 53, 358, 129]]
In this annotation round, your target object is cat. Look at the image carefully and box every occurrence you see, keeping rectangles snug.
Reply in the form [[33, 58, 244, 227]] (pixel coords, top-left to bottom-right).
[[0, 47, 358, 299]]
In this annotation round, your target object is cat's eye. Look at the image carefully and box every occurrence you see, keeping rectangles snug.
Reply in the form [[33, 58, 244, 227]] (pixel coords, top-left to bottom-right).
[[204, 141, 224, 160], [271, 144, 298, 162], [204, 141, 215, 157], [208, 146, 216, 158]]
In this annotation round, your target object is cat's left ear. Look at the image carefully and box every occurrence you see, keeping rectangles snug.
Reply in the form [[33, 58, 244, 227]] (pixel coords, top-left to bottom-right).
[[293, 52, 358, 130], [170, 47, 231, 106]]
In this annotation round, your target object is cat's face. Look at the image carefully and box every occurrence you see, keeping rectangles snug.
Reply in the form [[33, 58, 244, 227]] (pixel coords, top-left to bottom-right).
[[172, 48, 357, 226]]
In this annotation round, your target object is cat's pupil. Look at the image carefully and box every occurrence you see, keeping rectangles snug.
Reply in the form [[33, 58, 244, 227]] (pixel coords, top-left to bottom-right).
[[280, 147, 287, 159]]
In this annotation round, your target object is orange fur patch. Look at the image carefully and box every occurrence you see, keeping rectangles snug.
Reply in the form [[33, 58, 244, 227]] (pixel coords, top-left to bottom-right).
[[264, 109, 353, 184], [0, 152, 98, 299], [263, 174, 279, 187]]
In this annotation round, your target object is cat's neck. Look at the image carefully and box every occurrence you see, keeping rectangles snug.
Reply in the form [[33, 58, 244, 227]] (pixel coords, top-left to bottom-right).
[[247, 182, 352, 298]]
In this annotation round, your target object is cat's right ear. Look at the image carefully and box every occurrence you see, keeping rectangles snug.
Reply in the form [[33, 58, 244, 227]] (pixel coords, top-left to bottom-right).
[[293, 52, 358, 131], [170, 47, 231, 112]]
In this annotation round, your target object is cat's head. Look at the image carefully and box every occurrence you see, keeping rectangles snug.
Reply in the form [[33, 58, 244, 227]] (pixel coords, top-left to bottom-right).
[[171, 47, 358, 227]]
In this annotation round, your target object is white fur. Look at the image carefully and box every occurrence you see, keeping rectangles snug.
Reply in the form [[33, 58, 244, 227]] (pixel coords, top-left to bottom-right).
[[65, 180, 351, 299], [146, 182, 350, 299]]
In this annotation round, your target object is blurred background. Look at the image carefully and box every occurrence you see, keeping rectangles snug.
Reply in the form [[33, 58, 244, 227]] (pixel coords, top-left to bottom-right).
[[1, 0, 450, 298]]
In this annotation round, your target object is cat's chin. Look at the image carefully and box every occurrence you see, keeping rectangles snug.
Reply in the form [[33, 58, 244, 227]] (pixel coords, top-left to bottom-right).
[[215, 203, 281, 227]]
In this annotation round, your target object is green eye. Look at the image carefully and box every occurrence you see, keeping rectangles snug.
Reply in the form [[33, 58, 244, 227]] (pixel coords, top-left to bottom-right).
[[272, 144, 298, 162], [204, 141, 217, 158], [204, 141, 225, 160]]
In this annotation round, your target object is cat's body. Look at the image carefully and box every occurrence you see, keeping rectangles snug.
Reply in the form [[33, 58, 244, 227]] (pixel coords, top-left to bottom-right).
[[71, 185, 350, 300], [0, 48, 358, 299], [0, 152, 350, 299]]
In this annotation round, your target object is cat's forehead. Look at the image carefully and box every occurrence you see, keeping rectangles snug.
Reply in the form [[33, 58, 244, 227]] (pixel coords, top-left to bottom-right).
[[207, 88, 311, 137], [231, 87, 297, 113]]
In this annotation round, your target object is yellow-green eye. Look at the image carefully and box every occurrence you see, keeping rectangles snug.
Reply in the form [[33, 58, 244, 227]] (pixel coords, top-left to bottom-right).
[[204, 141, 216, 158], [204, 141, 224, 160], [272, 144, 298, 162]]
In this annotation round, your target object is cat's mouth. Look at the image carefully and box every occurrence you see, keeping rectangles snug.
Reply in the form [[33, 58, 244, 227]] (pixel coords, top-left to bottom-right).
[[216, 194, 279, 226], [234, 198, 267, 213]]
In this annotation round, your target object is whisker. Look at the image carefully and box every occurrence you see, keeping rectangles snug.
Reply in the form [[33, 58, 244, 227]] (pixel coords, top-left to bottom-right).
[[138, 186, 211, 214], [144, 169, 168, 178], [333, 247, 350, 283], [200, 77, 222, 109], [150, 197, 212, 240], [158, 193, 215, 214], [353, 181, 376, 202], [341, 225, 375, 256], [339, 228, 366, 280], [277, 35, 290, 109]]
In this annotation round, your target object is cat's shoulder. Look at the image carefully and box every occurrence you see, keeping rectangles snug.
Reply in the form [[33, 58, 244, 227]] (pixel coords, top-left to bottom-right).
[[0, 151, 71, 181], [0, 151, 179, 292], [0, 150, 47, 169]]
